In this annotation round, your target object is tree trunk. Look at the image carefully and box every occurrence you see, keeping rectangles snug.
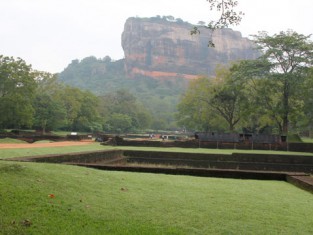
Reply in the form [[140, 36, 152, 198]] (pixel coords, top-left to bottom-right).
[[282, 81, 290, 134], [282, 116, 288, 134], [41, 120, 47, 135]]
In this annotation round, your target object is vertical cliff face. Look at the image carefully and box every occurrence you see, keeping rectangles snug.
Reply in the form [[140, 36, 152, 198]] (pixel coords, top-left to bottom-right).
[[122, 17, 260, 79]]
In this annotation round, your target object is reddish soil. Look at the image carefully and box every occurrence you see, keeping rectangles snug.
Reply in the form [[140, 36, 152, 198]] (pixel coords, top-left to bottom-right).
[[0, 140, 94, 149]]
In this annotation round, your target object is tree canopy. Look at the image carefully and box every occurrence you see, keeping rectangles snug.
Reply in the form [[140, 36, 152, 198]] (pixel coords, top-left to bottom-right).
[[244, 31, 313, 134], [98, 89, 152, 133], [177, 31, 313, 135], [0, 56, 36, 129], [177, 64, 249, 132], [0, 55, 104, 133]]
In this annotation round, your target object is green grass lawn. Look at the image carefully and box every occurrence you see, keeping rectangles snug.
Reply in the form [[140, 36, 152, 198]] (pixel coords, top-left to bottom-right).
[[0, 160, 312, 235], [0, 138, 28, 144], [0, 143, 106, 159], [301, 137, 313, 143], [1, 142, 313, 160]]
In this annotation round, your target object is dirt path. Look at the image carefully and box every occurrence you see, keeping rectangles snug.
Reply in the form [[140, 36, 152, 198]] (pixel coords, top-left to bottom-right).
[[0, 140, 94, 149]]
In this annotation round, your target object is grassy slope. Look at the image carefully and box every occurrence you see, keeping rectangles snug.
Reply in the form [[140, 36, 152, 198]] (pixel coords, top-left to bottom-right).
[[1, 161, 313, 235], [0, 143, 107, 159], [0, 138, 27, 144], [302, 137, 313, 143]]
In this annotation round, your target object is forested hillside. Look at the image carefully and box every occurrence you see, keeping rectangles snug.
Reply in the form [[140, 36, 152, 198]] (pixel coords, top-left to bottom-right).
[[59, 56, 189, 129]]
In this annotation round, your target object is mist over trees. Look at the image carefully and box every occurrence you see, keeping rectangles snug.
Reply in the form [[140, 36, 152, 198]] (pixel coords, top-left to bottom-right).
[[59, 56, 188, 131], [0, 55, 178, 133]]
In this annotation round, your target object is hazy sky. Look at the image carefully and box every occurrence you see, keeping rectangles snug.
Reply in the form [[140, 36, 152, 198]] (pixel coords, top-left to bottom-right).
[[1, 0, 312, 73]]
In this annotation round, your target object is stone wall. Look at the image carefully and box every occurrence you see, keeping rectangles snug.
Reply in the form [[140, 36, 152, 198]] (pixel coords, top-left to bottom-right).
[[289, 143, 313, 153], [123, 150, 313, 173], [11, 148, 313, 173], [113, 136, 313, 152], [115, 138, 289, 151]]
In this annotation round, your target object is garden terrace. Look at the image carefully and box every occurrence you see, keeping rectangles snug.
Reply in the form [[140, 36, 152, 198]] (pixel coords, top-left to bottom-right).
[[113, 136, 313, 152], [8, 149, 313, 193], [0, 131, 92, 143]]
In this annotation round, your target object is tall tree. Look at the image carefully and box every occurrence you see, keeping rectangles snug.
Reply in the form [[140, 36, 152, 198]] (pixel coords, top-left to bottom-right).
[[0, 55, 36, 129], [56, 86, 101, 132], [33, 93, 66, 134], [177, 65, 249, 132], [301, 67, 313, 137], [106, 113, 133, 133], [72, 90, 101, 132], [177, 78, 217, 131], [238, 31, 313, 134], [99, 89, 152, 132], [33, 72, 66, 133]]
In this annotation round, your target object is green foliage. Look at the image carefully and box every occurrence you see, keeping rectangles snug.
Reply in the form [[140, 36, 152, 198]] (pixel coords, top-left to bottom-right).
[[106, 113, 133, 133], [206, 0, 244, 28], [3, 29, 312, 135], [33, 72, 67, 133], [239, 31, 313, 134], [56, 86, 101, 132], [0, 56, 104, 133], [59, 56, 126, 93], [0, 56, 155, 133], [177, 64, 249, 132], [177, 77, 217, 131], [178, 31, 313, 135], [59, 57, 189, 130], [0, 55, 37, 129], [33, 71, 101, 133], [99, 89, 152, 132], [33, 93, 66, 133], [300, 67, 313, 137]]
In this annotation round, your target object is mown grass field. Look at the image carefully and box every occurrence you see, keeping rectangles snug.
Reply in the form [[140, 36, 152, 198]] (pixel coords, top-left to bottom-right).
[[302, 137, 313, 143], [1, 160, 313, 235], [0, 143, 107, 159], [1, 140, 313, 234], [1, 141, 313, 160]]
